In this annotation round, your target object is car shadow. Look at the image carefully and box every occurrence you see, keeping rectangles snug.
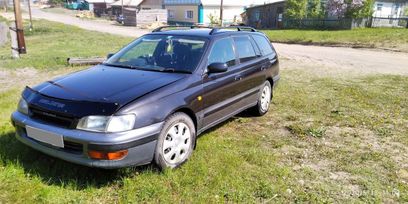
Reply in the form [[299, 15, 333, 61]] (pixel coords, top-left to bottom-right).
[[0, 110, 257, 190], [0, 131, 159, 189]]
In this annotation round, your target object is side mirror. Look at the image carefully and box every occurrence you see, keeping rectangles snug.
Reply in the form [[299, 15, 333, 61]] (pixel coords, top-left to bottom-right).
[[107, 53, 115, 59], [207, 62, 228, 74]]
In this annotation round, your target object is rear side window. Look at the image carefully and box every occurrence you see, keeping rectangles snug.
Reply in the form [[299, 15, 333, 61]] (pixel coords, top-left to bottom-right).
[[252, 35, 274, 56], [233, 36, 257, 63], [208, 38, 236, 67]]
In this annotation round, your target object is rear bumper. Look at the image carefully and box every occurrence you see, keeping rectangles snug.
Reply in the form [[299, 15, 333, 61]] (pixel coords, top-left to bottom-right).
[[11, 111, 163, 169]]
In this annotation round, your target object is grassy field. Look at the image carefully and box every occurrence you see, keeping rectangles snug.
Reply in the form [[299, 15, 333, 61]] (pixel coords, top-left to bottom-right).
[[0, 20, 408, 203], [263, 28, 408, 52], [0, 19, 132, 69]]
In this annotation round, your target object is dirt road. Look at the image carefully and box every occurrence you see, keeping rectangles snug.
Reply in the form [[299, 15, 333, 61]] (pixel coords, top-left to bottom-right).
[[1, 8, 407, 76], [274, 43, 408, 76], [0, 8, 149, 37]]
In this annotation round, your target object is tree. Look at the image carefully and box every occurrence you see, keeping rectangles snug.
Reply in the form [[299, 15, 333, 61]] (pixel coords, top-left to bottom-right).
[[403, 6, 408, 17], [345, 0, 374, 18], [207, 13, 220, 26], [285, 0, 308, 19], [327, 0, 348, 17], [308, 0, 324, 18], [327, 0, 374, 18]]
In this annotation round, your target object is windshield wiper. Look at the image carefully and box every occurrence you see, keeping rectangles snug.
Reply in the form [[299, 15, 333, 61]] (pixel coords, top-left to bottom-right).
[[102, 63, 138, 70], [159, 68, 192, 74], [103, 63, 192, 74]]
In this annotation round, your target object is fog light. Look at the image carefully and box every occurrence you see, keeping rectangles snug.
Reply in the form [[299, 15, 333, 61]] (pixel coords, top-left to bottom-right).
[[88, 150, 128, 160]]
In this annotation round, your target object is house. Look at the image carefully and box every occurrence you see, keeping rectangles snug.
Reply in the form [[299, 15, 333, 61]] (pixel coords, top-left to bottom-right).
[[164, 0, 267, 25], [373, 0, 407, 18], [243, 0, 285, 29], [110, 0, 167, 26], [86, 0, 115, 16], [111, 0, 164, 16]]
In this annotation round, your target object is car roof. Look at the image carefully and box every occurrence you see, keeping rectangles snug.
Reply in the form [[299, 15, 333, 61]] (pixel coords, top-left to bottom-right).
[[148, 27, 264, 39]]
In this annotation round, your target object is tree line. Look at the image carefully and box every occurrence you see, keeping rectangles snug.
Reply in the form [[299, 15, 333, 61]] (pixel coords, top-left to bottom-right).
[[285, 0, 375, 19]]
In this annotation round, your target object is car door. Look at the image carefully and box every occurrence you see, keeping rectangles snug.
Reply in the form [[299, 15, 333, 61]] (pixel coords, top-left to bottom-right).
[[201, 37, 241, 129], [230, 35, 266, 108], [251, 34, 279, 77]]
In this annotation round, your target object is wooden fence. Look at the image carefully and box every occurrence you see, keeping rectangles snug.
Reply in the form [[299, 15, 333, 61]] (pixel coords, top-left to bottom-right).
[[123, 8, 167, 27]]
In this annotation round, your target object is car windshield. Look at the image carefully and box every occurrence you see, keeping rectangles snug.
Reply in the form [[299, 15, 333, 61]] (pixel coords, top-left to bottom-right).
[[104, 35, 207, 73]]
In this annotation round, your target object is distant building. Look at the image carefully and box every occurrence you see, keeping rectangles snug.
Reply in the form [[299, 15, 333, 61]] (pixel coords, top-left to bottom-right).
[[86, 0, 115, 16], [164, 0, 267, 25], [373, 0, 407, 18], [111, 0, 164, 16], [243, 0, 285, 29]]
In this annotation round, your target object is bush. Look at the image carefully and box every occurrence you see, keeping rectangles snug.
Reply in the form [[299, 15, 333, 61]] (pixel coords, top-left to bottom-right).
[[48, 0, 65, 6]]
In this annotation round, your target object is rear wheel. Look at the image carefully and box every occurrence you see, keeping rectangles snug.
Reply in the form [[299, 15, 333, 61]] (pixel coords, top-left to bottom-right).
[[251, 81, 272, 116], [154, 112, 196, 170]]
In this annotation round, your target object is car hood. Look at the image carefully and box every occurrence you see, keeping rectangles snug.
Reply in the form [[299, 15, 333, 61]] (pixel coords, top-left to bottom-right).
[[32, 65, 187, 106]]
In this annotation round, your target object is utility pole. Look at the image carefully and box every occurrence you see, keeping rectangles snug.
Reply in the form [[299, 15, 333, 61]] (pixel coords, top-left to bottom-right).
[[3, 0, 7, 12], [10, 0, 26, 58], [219, 0, 223, 26], [121, 0, 123, 16], [27, 0, 33, 31]]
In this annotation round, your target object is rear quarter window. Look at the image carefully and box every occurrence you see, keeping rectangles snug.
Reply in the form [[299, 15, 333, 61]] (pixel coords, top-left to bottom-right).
[[233, 36, 257, 63], [252, 35, 274, 56]]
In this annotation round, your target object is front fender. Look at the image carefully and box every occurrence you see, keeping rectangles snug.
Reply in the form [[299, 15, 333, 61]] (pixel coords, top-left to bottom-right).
[[117, 75, 203, 129]]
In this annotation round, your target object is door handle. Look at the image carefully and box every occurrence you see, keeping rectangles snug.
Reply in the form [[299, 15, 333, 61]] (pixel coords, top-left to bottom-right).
[[235, 76, 243, 81]]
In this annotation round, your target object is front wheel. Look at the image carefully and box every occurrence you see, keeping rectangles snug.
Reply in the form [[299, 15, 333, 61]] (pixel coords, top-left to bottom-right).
[[250, 81, 272, 116], [154, 112, 196, 170]]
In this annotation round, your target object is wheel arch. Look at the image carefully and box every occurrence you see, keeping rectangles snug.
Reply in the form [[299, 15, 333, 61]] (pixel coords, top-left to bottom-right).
[[266, 77, 274, 97], [171, 107, 198, 131]]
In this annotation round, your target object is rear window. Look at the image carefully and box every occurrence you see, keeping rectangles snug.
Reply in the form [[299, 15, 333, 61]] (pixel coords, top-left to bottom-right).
[[233, 36, 257, 63], [252, 35, 274, 56]]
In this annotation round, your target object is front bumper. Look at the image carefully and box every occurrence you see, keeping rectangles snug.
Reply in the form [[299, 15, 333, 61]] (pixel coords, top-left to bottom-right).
[[11, 111, 163, 169]]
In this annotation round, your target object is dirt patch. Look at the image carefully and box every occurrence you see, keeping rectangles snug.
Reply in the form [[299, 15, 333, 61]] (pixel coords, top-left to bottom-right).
[[0, 67, 82, 93]]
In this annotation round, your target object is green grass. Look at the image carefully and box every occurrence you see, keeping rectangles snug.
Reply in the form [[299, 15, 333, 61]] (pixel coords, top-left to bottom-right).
[[263, 28, 408, 52], [0, 20, 408, 203], [0, 19, 133, 69], [1, 71, 407, 203]]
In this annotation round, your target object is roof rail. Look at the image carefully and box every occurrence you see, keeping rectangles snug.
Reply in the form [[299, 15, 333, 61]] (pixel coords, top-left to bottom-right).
[[209, 26, 257, 35], [152, 25, 213, 32]]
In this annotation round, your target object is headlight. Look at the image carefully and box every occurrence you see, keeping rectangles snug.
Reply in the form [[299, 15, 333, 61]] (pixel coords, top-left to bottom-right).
[[77, 114, 136, 133], [18, 98, 29, 115], [106, 115, 136, 132]]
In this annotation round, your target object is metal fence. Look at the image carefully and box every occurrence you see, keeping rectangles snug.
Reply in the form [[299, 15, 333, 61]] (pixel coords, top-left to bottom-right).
[[371, 17, 408, 28], [282, 17, 408, 30]]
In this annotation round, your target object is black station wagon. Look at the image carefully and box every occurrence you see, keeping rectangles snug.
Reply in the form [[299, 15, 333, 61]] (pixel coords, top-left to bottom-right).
[[11, 26, 280, 169]]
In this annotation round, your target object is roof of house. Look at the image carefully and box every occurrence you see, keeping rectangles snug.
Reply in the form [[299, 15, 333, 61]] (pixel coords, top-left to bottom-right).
[[86, 0, 116, 4], [163, 0, 269, 7], [110, 0, 144, 6], [245, 0, 285, 9]]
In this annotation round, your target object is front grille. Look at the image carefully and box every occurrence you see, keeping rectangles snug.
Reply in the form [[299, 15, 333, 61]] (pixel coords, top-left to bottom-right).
[[32, 139, 84, 154], [30, 107, 77, 129], [63, 140, 84, 154]]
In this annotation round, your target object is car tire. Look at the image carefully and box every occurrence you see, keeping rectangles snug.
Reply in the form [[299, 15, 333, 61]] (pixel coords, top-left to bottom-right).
[[251, 81, 272, 116], [154, 112, 196, 170]]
